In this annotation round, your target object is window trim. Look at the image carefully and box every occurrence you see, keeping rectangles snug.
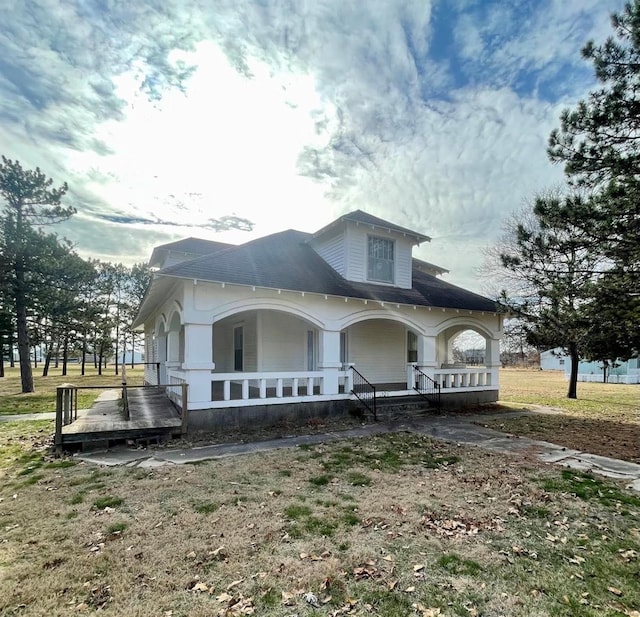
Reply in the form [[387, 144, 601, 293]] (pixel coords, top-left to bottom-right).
[[367, 235, 395, 284]]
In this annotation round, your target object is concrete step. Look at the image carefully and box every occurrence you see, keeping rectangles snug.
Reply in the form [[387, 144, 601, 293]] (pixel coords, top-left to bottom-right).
[[353, 394, 440, 422]]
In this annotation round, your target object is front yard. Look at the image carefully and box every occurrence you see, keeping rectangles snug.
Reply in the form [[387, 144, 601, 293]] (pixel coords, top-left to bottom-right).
[[1, 426, 639, 616], [492, 370, 640, 464], [0, 367, 639, 616]]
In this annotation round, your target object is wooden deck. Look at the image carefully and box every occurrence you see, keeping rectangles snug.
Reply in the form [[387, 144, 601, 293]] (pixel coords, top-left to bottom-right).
[[59, 387, 183, 448]]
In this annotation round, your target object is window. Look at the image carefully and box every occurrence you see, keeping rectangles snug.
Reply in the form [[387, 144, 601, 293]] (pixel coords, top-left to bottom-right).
[[407, 331, 418, 363], [340, 332, 348, 365], [368, 236, 394, 283], [307, 330, 316, 370], [233, 326, 243, 371]]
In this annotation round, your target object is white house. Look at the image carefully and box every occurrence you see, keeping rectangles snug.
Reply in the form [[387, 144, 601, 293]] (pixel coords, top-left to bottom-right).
[[540, 348, 640, 383], [540, 348, 566, 371], [133, 211, 503, 429]]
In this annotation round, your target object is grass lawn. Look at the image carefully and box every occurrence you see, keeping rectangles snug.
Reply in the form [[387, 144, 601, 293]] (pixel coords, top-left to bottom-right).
[[1, 428, 639, 616], [0, 366, 144, 415], [490, 370, 640, 464]]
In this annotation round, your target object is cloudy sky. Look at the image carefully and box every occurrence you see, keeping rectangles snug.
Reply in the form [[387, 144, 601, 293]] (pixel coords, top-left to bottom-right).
[[0, 0, 623, 292]]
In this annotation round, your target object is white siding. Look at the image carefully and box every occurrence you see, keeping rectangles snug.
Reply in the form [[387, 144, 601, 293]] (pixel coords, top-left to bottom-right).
[[213, 311, 257, 372], [395, 241, 412, 288], [260, 312, 308, 371], [347, 320, 406, 384], [212, 321, 232, 372], [311, 231, 345, 276], [345, 222, 413, 288], [345, 224, 367, 282]]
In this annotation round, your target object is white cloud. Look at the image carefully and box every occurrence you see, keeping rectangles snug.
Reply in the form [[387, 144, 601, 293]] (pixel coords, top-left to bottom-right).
[[0, 0, 625, 294]]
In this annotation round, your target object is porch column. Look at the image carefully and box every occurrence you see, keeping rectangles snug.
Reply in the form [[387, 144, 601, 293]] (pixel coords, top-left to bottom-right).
[[417, 334, 437, 368], [319, 330, 341, 395], [408, 334, 437, 387], [486, 337, 501, 387], [167, 331, 180, 363], [157, 334, 167, 384], [182, 323, 215, 403]]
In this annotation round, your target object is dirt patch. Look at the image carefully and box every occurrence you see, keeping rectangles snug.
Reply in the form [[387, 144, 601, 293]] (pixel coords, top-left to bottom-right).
[[480, 414, 640, 464]]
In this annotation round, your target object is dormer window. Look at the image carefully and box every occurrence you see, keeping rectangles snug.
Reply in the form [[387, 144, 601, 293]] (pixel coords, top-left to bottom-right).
[[368, 236, 395, 283]]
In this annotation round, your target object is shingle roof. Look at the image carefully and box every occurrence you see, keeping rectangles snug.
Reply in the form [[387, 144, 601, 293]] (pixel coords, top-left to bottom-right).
[[149, 237, 233, 269], [311, 209, 430, 243], [155, 237, 233, 255], [157, 229, 496, 312]]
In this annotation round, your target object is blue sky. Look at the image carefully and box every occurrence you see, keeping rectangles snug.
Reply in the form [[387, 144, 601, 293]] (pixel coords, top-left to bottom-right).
[[0, 0, 623, 292]]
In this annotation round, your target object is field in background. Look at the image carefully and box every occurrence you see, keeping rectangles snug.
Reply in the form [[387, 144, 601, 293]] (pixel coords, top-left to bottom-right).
[[492, 369, 639, 463], [0, 366, 145, 415]]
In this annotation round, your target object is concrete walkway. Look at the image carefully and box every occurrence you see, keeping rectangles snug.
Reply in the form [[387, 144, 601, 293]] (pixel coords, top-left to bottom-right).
[[73, 412, 640, 493]]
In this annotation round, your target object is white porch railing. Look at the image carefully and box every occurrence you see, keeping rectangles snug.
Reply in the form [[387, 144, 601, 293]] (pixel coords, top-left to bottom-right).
[[434, 367, 495, 389], [410, 365, 499, 392], [166, 368, 187, 407], [203, 370, 352, 409], [160, 364, 499, 411]]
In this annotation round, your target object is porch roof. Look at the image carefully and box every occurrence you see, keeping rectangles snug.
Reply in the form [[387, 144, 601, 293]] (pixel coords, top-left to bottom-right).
[[151, 229, 497, 313]]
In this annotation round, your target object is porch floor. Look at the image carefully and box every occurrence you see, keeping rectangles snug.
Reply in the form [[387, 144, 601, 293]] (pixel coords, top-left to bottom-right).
[[60, 388, 182, 446]]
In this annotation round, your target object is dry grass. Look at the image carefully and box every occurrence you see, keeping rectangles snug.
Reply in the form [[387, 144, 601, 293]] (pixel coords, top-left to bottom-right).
[[1, 430, 639, 617], [0, 366, 144, 415], [490, 370, 640, 463]]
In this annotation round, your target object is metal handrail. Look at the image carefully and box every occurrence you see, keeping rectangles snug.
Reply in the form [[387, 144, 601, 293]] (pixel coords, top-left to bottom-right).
[[139, 361, 161, 386], [121, 364, 130, 420], [414, 366, 441, 411], [350, 366, 377, 421]]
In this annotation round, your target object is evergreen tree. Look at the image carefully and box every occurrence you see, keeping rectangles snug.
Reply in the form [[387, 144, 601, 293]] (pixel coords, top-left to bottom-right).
[[545, 1, 640, 368], [548, 1, 640, 186], [494, 198, 605, 398], [0, 156, 74, 392]]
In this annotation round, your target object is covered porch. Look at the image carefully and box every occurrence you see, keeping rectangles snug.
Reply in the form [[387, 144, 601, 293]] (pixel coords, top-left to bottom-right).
[[144, 306, 500, 413]]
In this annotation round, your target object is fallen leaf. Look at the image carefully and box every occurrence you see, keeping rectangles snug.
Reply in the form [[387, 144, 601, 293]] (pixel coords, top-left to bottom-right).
[[216, 592, 233, 602], [608, 587, 623, 597], [305, 592, 320, 608], [227, 579, 244, 591]]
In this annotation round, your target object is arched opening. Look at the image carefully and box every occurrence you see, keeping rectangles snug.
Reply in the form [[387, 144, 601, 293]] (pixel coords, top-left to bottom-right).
[[449, 329, 486, 366], [212, 309, 320, 373], [342, 318, 413, 387], [435, 322, 496, 369], [167, 311, 183, 364]]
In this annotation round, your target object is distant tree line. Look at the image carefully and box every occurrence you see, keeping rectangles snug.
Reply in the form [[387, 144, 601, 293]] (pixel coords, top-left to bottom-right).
[[0, 156, 152, 393], [487, 2, 640, 398]]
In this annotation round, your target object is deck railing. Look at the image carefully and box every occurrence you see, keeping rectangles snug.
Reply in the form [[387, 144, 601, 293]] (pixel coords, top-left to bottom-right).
[[54, 381, 189, 452]]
